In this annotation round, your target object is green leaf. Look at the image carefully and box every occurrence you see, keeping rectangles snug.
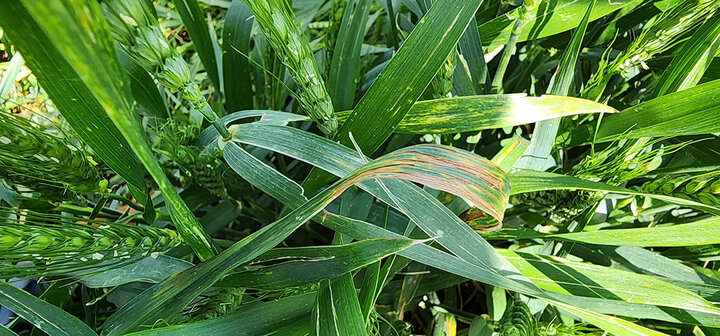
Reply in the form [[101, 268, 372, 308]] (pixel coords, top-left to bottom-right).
[[503, 250, 719, 314], [479, 0, 641, 51], [117, 51, 168, 120], [124, 293, 315, 336], [312, 275, 366, 336], [195, 109, 309, 147], [0, 282, 97, 336], [0, 325, 18, 336], [102, 141, 510, 335], [543, 299, 669, 336], [222, 140, 307, 206], [567, 79, 720, 145], [303, 0, 486, 193], [0, 0, 217, 260], [0, 52, 23, 99], [654, 9, 720, 97], [549, 217, 720, 246], [217, 238, 417, 290], [0, 0, 149, 203], [368, 94, 615, 134], [173, 0, 222, 92], [456, 16, 489, 95], [509, 169, 720, 215], [222, 0, 254, 111], [517, 0, 595, 170], [327, 0, 372, 110], [77, 256, 194, 288]]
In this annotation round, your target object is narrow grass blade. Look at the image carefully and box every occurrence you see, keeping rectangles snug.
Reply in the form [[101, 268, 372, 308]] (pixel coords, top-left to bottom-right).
[[124, 293, 315, 336], [552, 217, 720, 247], [0, 0, 217, 259], [327, 0, 372, 110], [518, 0, 595, 170], [654, 9, 720, 97], [222, 0, 254, 111], [0, 282, 97, 336], [195, 109, 309, 147], [173, 0, 221, 92], [568, 79, 720, 145], [0, 52, 23, 98], [117, 51, 168, 120], [543, 299, 668, 336], [493, 136, 530, 171], [490, 0, 541, 93], [304, 0, 487, 193], [457, 16, 489, 95], [77, 256, 193, 288], [509, 169, 720, 215], [217, 238, 416, 290], [503, 250, 719, 313], [312, 275, 366, 336]]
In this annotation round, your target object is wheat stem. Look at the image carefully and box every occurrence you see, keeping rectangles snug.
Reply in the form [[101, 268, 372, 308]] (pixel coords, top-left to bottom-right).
[[491, 0, 541, 93]]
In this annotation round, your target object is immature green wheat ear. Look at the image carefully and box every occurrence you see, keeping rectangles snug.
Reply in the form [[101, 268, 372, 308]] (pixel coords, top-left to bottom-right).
[[584, 0, 719, 99], [101, 0, 231, 139], [497, 298, 536, 336], [512, 138, 674, 225], [152, 121, 228, 198], [0, 112, 106, 199], [242, 0, 339, 137], [0, 207, 182, 279], [643, 173, 720, 205], [432, 50, 457, 98]]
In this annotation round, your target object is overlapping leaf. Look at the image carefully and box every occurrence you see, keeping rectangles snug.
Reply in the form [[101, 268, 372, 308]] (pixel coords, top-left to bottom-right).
[[102, 140, 510, 334], [224, 122, 720, 327], [0, 282, 96, 336]]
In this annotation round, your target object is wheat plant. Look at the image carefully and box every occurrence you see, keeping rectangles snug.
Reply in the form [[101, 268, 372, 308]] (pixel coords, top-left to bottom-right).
[[0, 0, 719, 335]]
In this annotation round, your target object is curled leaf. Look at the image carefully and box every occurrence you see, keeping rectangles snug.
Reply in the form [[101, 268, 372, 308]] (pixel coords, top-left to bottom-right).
[[337, 144, 509, 225]]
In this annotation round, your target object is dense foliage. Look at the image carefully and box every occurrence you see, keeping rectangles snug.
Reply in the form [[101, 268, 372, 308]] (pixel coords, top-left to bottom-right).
[[0, 0, 719, 335]]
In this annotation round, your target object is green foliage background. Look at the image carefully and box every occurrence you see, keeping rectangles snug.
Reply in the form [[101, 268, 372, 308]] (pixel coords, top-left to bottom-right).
[[0, 0, 719, 335]]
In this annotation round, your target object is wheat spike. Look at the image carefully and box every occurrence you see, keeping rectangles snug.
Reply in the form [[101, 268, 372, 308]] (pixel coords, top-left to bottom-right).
[[242, 0, 339, 137], [0, 207, 182, 278], [101, 0, 230, 139], [0, 112, 106, 199]]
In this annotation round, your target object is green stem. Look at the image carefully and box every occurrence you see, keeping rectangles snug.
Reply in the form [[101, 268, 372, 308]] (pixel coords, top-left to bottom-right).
[[490, 17, 524, 93], [198, 104, 231, 140], [490, 0, 540, 94]]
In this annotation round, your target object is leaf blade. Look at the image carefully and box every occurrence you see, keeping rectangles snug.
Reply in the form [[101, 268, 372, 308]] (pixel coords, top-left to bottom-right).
[[0, 282, 97, 336]]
